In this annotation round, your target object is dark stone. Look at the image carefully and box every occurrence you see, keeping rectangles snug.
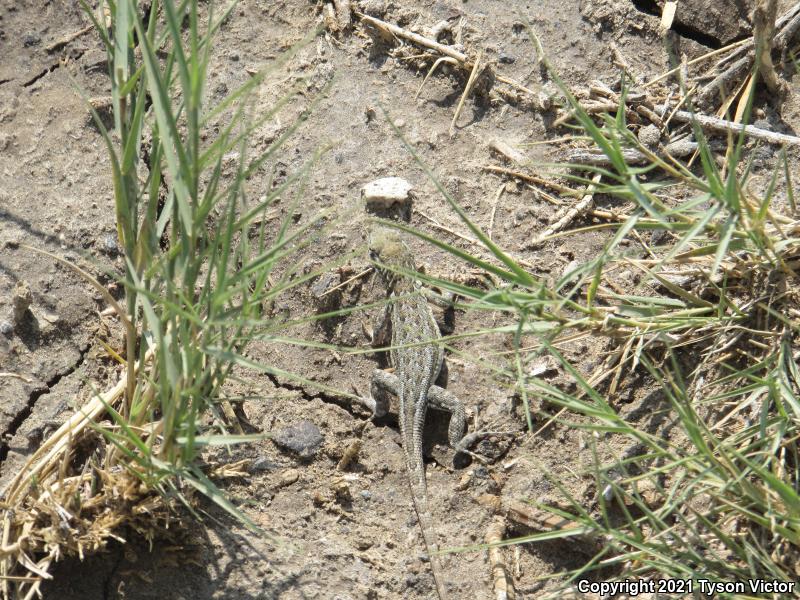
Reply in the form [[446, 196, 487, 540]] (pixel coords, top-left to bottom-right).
[[23, 33, 40, 47], [498, 52, 516, 64], [272, 420, 323, 458], [250, 457, 280, 472]]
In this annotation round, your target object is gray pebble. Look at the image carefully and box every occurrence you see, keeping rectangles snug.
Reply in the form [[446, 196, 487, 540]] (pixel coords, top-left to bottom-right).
[[638, 124, 661, 149], [12, 280, 32, 324], [498, 52, 516, 64], [103, 234, 119, 255], [272, 420, 324, 458], [311, 272, 340, 300], [360, 490, 371, 500], [359, 0, 387, 17], [250, 457, 279, 472], [0, 321, 13, 336], [752, 119, 773, 131]]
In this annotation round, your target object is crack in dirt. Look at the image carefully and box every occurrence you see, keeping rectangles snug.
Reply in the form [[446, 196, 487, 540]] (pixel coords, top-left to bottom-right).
[[0, 344, 89, 464], [22, 48, 88, 87], [22, 62, 61, 87], [262, 372, 367, 419]]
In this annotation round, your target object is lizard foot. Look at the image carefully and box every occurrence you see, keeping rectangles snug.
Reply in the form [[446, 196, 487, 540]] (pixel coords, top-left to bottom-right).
[[455, 431, 516, 465]]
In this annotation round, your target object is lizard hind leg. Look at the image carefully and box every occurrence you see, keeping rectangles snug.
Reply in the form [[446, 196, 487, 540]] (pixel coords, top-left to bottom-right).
[[426, 385, 466, 448], [427, 385, 513, 466]]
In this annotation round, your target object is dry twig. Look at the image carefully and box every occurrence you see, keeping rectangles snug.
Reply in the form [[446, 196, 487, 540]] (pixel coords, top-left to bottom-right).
[[483, 165, 578, 197], [476, 494, 603, 552], [671, 109, 800, 146], [451, 50, 484, 135], [529, 173, 602, 248], [44, 24, 93, 53], [357, 12, 534, 98], [753, 0, 785, 95], [488, 183, 505, 241], [486, 516, 515, 600]]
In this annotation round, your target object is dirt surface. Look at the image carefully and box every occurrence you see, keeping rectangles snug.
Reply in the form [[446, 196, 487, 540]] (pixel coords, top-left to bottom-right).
[[3, 0, 800, 598]]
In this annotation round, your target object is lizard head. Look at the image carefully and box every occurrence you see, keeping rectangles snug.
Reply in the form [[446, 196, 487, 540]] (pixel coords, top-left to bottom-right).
[[368, 228, 416, 286]]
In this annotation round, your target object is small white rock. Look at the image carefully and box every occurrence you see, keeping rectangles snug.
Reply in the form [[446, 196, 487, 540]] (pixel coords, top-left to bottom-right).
[[361, 176, 413, 207]]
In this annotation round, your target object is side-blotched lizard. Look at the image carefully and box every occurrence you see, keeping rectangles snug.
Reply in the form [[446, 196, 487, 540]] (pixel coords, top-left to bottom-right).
[[361, 228, 468, 600]]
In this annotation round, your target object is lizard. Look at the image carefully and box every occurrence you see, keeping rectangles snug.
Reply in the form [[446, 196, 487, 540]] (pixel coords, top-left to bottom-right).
[[360, 227, 468, 600]]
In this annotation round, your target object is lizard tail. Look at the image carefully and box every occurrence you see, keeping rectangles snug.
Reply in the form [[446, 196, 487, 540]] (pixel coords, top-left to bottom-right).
[[407, 467, 450, 600]]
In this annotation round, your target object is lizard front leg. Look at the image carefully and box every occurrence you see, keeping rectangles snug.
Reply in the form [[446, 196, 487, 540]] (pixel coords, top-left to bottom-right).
[[355, 304, 394, 418], [361, 368, 393, 418]]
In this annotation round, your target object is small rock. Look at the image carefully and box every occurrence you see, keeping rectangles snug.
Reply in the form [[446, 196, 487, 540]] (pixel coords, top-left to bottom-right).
[[331, 479, 352, 502], [272, 420, 324, 458], [359, 0, 387, 17], [751, 144, 775, 169], [752, 119, 773, 132], [561, 259, 581, 282], [250, 457, 279, 472], [355, 538, 373, 550], [638, 124, 661, 149], [361, 176, 414, 209], [498, 52, 515, 64], [103, 234, 119, 255], [360, 490, 371, 500], [23, 33, 40, 47], [513, 207, 532, 225], [40, 310, 59, 324], [0, 321, 13, 336], [88, 96, 113, 115], [311, 272, 341, 311], [278, 468, 300, 487], [12, 280, 32, 324]]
